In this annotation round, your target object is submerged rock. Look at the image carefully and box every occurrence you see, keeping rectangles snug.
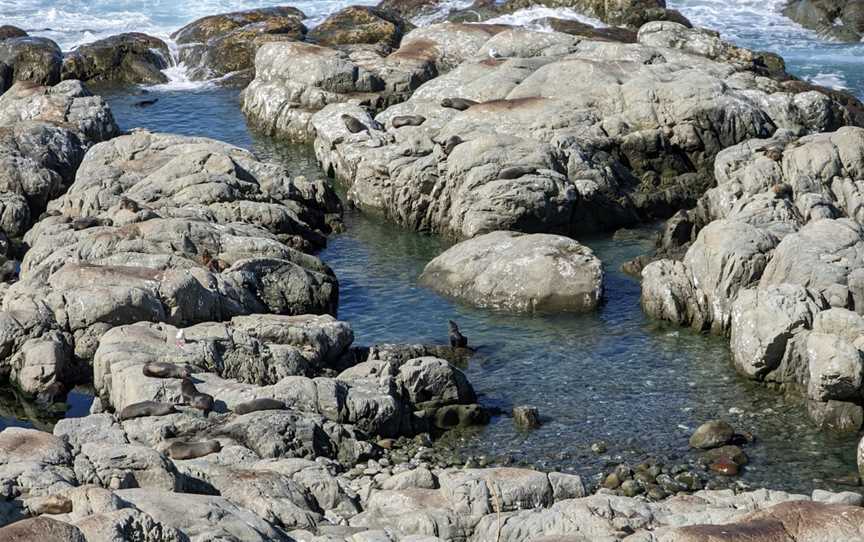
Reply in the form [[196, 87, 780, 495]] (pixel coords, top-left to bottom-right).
[[689, 420, 735, 450], [419, 231, 604, 313]]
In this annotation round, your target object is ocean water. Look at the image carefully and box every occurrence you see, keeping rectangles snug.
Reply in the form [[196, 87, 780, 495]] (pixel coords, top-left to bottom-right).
[[2, 0, 864, 493]]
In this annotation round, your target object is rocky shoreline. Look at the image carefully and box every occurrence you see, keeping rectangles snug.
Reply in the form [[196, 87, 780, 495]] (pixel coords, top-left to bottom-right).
[[2, 1, 864, 540]]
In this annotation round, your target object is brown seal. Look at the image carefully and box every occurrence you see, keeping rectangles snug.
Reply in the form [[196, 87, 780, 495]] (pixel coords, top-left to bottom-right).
[[118, 196, 141, 212], [342, 114, 367, 134], [28, 494, 73, 515], [442, 135, 464, 156], [119, 401, 177, 421], [498, 166, 538, 180], [448, 320, 468, 348], [234, 398, 286, 415], [72, 217, 106, 231], [392, 115, 426, 129], [441, 98, 478, 111], [143, 362, 192, 379], [166, 440, 221, 460], [181, 377, 214, 416], [772, 183, 793, 199]]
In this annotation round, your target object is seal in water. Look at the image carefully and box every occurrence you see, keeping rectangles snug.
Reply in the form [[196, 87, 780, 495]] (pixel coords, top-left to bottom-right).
[[441, 98, 478, 111], [119, 400, 177, 421], [392, 115, 426, 129], [442, 135, 464, 156], [342, 114, 367, 134], [448, 320, 468, 348], [143, 361, 192, 379], [498, 165, 538, 180], [234, 398, 286, 415], [166, 440, 222, 460], [134, 98, 158, 107]]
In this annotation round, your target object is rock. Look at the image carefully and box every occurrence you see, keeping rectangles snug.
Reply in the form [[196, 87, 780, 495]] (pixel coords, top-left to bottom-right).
[[812, 489, 863, 507], [0, 37, 62, 92], [591, 441, 607, 454], [702, 445, 749, 466], [419, 231, 603, 313], [709, 458, 740, 476], [512, 405, 541, 430], [0, 80, 118, 237], [805, 332, 864, 402], [309, 6, 413, 49], [171, 6, 308, 83], [620, 479, 642, 497], [503, 0, 691, 29], [807, 399, 864, 433], [0, 26, 27, 40], [61, 33, 171, 85], [689, 420, 735, 449], [395, 356, 476, 408], [0, 517, 86, 542], [538, 18, 637, 43], [783, 0, 864, 42]]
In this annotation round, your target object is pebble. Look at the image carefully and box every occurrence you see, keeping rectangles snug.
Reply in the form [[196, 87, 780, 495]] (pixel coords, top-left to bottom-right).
[[591, 441, 608, 454], [620, 479, 642, 497], [709, 458, 739, 476], [603, 473, 622, 489], [513, 405, 541, 429]]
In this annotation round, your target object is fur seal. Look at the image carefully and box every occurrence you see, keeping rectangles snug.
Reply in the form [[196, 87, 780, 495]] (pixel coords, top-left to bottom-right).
[[134, 98, 158, 107], [201, 249, 228, 272], [392, 115, 426, 129], [119, 400, 177, 421], [234, 398, 286, 415], [342, 114, 367, 134], [448, 320, 468, 348], [181, 377, 214, 415], [441, 98, 477, 111], [118, 196, 141, 212], [772, 183, 793, 199], [28, 495, 72, 515], [72, 217, 104, 231], [166, 440, 221, 460], [143, 361, 192, 379], [498, 166, 538, 180], [442, 135, 464, 156]]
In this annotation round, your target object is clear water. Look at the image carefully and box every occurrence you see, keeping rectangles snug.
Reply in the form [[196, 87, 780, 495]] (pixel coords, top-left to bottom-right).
[[2, 0, 863, 494]]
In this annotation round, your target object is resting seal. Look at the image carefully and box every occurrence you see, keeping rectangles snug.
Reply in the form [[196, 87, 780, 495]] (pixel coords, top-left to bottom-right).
[[181, 377, 214, 415], [448, 320, 468, 348], [166, 440, 221, 460], [234, 398, 286, 415], [498, 166, 538, 180], [143, 362, 192, 379], [441, 98, 477, 111], [342, 114, 367, 134], [442, 135, 464, 156], [72, 217, 110, 230], [119, 401, 177, 421], [28, 495, 72, 515], [392, 115, 426, 129], [134, 98, 158, 107]]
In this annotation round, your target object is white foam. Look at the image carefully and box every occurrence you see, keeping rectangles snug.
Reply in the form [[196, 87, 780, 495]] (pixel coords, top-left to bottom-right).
[[482, 6, 605, 30], [806, 72, 849, 90]]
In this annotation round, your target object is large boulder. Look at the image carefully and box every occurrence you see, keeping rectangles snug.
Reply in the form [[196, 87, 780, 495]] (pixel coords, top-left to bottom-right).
[[61, 33, 171, 85], [419, 231, 604, 312], [783, 0, 864, 42], [502, 0, 691, 29], [309, 6, 413, 49], [171, 6, 307, 83], [0, 37, 62, 93]]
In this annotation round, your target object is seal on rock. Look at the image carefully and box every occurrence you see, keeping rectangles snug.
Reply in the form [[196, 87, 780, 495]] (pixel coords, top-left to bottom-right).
[[181, 377, 214, 416], [442, 135, 464, 156], [27, 495, 73, 515], [448, 320, 468, 348], [166, 440, 222, 460], [498, 165, 538, 180], [392, 115, 426, 128], [118, 196, 142, 212], [143, 361, 192, 379], [234, 398, 286, 415], [441, 97, 478, 111], [72, 217, 110, 230], [201, 249, 228, 272], [119, 400, 177, 421], [342, 114, 367, 134]]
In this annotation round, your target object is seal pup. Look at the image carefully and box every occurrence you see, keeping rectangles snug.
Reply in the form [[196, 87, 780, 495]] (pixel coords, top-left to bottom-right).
[[119, 401, 177, 421], [442, 135, 464, 156], [498, 166, 538, 180], [234, 398, 286, 415], [392, 115, 426, 129], [441, 98, 478, 111], [143, 362, 192, 379], [342, 114, 367, 134], [166, 440, 221, 460], [448, 320, 468, 348]]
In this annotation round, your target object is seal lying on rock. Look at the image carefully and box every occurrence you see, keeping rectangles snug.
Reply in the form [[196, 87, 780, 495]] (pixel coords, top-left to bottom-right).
[[72, 217, 110, 230], [181, 377, 214, 416], [166, 440, 221, 460], [143, 362, 192, 379], [119, 401, 177, 421], [441, 97, 477, 111], [442, 135, 464, 156], [233, 398, 286, 415], [27, 495, 73, 515], [342, 114, 367, 134], [448, 320, 468, 348], [392, 115, 426, 128], [498, 165, 538, 180]]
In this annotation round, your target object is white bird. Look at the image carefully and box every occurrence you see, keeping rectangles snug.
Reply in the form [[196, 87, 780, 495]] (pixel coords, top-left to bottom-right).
[[175, 329, 185, 348], [488, 47, 502, 60]]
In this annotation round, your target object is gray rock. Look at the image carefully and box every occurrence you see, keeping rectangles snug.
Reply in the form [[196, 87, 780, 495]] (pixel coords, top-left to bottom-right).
[[0, 517, 86, 542], [61, 33, 171, 85], [419, 231, 603, 313], [689, 420, 735, 450], [784, 0, 864, 42], [0, 37, 62, 91], [512, 405, 541, 429]]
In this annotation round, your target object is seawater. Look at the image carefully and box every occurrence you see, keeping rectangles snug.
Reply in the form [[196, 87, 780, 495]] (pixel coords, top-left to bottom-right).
[[1, 0, 863, 493]]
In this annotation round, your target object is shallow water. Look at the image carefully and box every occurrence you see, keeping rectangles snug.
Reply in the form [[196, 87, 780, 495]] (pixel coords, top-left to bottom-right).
[[2, 0, 863, 493]]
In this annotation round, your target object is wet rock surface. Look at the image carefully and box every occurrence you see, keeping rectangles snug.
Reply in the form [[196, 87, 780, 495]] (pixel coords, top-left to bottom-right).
[[60, 33, 171, 86]]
